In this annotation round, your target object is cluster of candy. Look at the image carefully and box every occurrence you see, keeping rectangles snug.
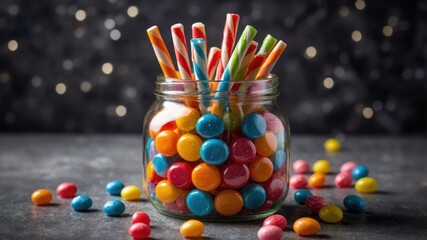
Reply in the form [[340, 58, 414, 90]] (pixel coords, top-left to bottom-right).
[[145, 106, 287, 217]]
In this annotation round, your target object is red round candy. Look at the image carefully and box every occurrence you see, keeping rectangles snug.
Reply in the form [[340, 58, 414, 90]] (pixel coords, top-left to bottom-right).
[[263, 214, 287, 230], [262, 177, 284, 201], [132, 211, 151, 225], [257, 225, 283, 240], [128, 223, 151, 239], [221, 162, 250, 189], [56, 182, 77, 198], [340, 161, 358, 174], [293, 159, 310, 174], [167, 162, 193, 189], [230, 137, 256, 164], [290, 174, 307, 189], [334, 172, 353, 188], [305, 196, 328, 213]]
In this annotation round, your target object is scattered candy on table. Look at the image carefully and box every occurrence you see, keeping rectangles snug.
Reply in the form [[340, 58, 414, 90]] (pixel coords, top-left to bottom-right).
[[343, 195, 366, 212], [121, 185, 142, 201], [306, 196, 328, 213], [313, 159, 331, 174], [293, 159, 310, 174], [335, 172, 353, 188], [132, 211, 151, 225], [355, 177, 378, 193], [31, 189, 53, 206], [257, 225, 283, 240], [290, 174, 308, 189], [103, 199, 125, 216], [105, 180, 125, 196], [56, 182, 77, 198], [352, 165, 369, 180], [340, 161, 358, 174], [293, 217, 321, 236], [294, 189, 313, 205], [262, 214, 287, 230], [319, 205, 344, 223], [308, 173, 326, 188], [128, 223, 151, 239], [180, 219, 205, 238], [71, 194, 93, 211], [324, 138, 341, 152]]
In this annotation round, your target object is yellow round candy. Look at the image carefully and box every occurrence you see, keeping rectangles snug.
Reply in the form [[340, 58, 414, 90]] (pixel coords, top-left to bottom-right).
[[31, 189, 53, 206], [175, 107, 200, 131], [180, 219, 204, 238], [177, 134, 203, 161], [254, 131, 278, 157], [355, 177, 378, 193], [214, 190, 243, 216], [313, 159, 331, 174], [324, 138, 341, 152], [121, 185, 142, 201], [155, 180, 181, 203], [319, 205, 343, 223]]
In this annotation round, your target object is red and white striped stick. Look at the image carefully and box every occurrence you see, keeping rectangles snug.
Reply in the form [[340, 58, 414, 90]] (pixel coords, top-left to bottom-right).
[[171, 23, 193, 80], [207, 47, 221, 81], [192, 22, 207, 54]]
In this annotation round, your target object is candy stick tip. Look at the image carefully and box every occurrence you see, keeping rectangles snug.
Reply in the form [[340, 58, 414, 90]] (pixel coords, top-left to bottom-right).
[[147, 25, 158, 32], [171, 23, 184, 29]]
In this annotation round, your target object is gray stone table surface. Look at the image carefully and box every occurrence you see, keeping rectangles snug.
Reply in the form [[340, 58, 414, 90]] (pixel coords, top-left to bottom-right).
[[0, 134, 427, 240]]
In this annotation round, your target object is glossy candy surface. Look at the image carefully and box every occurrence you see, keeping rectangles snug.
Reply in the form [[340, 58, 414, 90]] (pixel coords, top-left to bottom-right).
[[324, 138, 341, 152], [71, 194, 92, 211], [343, 195, 366, 212], [335, 172, 353, 188], [340, 161, 357, 174], [128, 223, 151, 239], [154, 130, 179, 157], [290, 174, 307, 189], [319, 205, 343, 223], [105, 180, 125, 196], [196, 114, 225, 138], [31, 189, 53, 206], [241, 113, 267, 139], [221, 162, 250, 189], [352, 165, 369, 180], [56, 182, 77, 198], [293, 159, 309, 174], [263, 214, 287, 230], [192, 163, 221, 191], [167, 162, 193, 189], [241, 183, 266, 210], [261, 112, 284, 134], [175, 106, 200, 131], [155, 180, 181, 203], [355, 177, 378, 193], [177, 134, 202, 161], [103, 199, 125, 216], [200, 139, 229, 166], [257, 225, 283, 240], [254, 131, 278, 157], [214, 190, 243, 216], [271, 150, 286, 171], [186, 189, 214, 216], [313, 159, 331, 174], [293, 217, 321, 236], [249, 156, 273, 183], [152, 154, 171, 177], [263, 176, 284, 201], [306, 196, 328, 213], [132, 211, 151, 225], [308, 173, 326, 188], [180, 219, 204, 238], [230, 137, 256, 164], [294, 189, 313, 205], [121, 185, 141, 201]]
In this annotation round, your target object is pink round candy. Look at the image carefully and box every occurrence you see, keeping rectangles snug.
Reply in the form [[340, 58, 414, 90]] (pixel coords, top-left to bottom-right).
[[167, 162, 193, 189], [293, 159, 310, 174], [221, 162, 250, 189], [263, 214, 287, 230], [257, 225, 283, 240], [261, 112, 285, 134], [334, 172, 353, 188], [262, 177, 284, 201], [176, 192, 190, 213], [340, 161, 358, 174], [290, 174, 307, 189], [305, 196, 328, 213], [230, 137, 256, 164]]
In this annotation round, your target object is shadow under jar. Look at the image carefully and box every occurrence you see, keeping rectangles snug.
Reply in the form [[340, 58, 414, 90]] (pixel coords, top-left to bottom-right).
[[142, 74, 290, 221]]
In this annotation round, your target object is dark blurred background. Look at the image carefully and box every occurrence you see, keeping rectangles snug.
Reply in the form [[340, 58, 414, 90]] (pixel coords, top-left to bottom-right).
[[0, 0, 426, 134]]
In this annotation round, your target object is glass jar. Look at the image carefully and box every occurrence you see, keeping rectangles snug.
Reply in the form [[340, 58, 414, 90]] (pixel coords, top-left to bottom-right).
[[142, 74, 290, 221]]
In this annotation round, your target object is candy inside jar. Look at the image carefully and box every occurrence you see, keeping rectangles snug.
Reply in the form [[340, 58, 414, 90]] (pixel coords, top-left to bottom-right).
[[142, 76, 290, 221]]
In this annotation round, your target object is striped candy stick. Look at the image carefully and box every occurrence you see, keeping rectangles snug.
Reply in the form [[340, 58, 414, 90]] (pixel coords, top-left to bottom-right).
[[191, 38, 210, 113], [146, 26, 178, 78], [207, 47, 221, 80], [171, 23, 193, 80], [234, 41, 258, 81], [245, 34, 277, 80], [256, 40, 287, 79], [192, 22, 207, 54]]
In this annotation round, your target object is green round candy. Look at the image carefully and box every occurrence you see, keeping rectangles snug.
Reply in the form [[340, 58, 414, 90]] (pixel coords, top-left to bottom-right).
[[223, 111, 242, 131]]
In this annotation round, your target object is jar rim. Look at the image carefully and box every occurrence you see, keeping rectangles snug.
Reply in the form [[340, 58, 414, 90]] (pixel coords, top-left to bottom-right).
[[156, 73, 279, 84]]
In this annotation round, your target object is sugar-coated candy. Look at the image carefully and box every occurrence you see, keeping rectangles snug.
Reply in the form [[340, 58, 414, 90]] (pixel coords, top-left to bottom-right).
[[308, 173, 326, 188], [263, 176, 284, 201], [294, 189, 313, 205], [192, 163, 221, 191], [222, 111, 242, 131], [31, 189, 53, 206], [343, 195, 366, 212], [313, 159, 331, 174], [334, 172, 352, 188], [177, 133, 202, 161], [121, 185, 141, 201], [249, 156, 273, 183], [305, 196, 328, 213], [352, 165, 369, 180], [186, 189, 214, 216], [260, 112, 284, 134], [103, 199, 125, 216], [196, 113, 225, 138], [155, 179, 181, 203], [128, 223, 151, 239], [271, 150, 286, 171], [180, 219, 205, 238], [324, 138, 341, 152], [241, 183, 266, 210], [200, 139, 229, 166], [132, 211, 151, 225], [293, 217, 321, 236], [241, 113, 267, 139], [167, 162, 193, 189], [355, 177, 378, 193], [56, 182, 77, 198], [263, 214, 287, 230], [293, 159, 309, 174], [214, 190, 243, 216], [221, 162, 250, 189], [71, 194, 92, 211], [254, 131, 278, 157], [319, 205, 344, 223], [175, 106, 200, 131], [290, 174, 307, 189], [340, 161, 357, 174], [230, 137, 256, 164], [105, 180, 125, 196], [154, 130, 179, 157], [257, 225, 283, 240]]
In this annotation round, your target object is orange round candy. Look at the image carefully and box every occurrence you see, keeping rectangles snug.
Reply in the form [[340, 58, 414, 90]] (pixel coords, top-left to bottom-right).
[[177, 134, 203, 161], [249, 156, 273, 183], [155, 130, 179, 157], [254, 131, 278, 157], [214, 190, 243, 216], [175, 107, 200, 131], [31, 189, 53, 206], [293, 217, 321, 236], [149, 109, 177, 139], [155, 180, 181, 203], [308, 173, 326, 188], [191, 163, 221, 191]]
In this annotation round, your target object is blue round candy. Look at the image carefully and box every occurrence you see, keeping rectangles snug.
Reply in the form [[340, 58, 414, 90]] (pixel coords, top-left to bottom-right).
[[343, 195, 365, 212], [186, 189, 213, 216], [105, 180, 125, 196], [71, 194, 93, 211], [294, 189, 313, 205], [271, 150, 286, 170], [352, 165, 369, 180], [152, 154, 171, 177], [103, 199, 125, 216], [196, 114, 225, 139], [200, 139, 229, 166], [241, 113, 267, 139], [240, 184, 266, 210], [145, 138, 158, 160]]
